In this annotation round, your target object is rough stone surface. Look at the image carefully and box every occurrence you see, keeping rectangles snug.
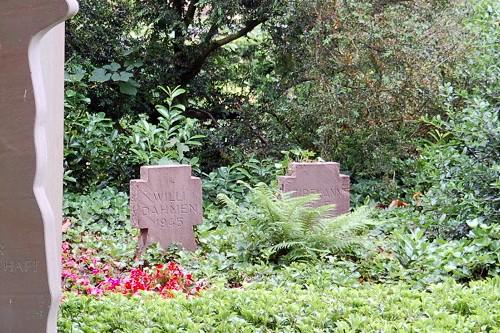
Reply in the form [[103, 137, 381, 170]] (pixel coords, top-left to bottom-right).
[[130, 165, 203, 253], [0, 1, 78, 332], [278, 162, 350, 216]]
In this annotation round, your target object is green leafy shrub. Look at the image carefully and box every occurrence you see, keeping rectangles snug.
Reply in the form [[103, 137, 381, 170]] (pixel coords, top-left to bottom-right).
[[218, 183, 377, 263], [64, 188, 129, 230], [65, 87, 203, 192], [414, 100, 499, 237], [408, 0, 499, 238], [384, 223, 499, 284], [203, 158, 280, 204], [65, 63, 91, 111], [89, 60, 142, 97], [351, 177, 402, 208], [363, 0, 500, 284], [120, 87, 204, 168], [64, 111, 131, 191], [244, 0, 470, 180], [59, 277, 500, 332]]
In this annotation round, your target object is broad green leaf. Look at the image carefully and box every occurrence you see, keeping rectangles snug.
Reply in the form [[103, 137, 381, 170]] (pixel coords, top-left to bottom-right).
[[89, 68, 111, 82], [119, 82, 138, 96]]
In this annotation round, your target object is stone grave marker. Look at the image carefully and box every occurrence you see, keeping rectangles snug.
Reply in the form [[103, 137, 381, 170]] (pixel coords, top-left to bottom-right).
[[130, 165, 203, 253], [278, 162, 350, 217], [0, 1, 78, 332]]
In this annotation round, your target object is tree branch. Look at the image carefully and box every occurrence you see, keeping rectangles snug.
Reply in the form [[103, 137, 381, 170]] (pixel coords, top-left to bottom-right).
[[204, 23, 219, 44], [178, 17, 268, 84], [184, 0, 199, 26], [172, 0, 186, 16], [211, 18, 266, 49]]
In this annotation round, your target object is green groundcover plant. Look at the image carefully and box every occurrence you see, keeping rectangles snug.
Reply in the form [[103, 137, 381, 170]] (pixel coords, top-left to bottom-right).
[[59, 277, 499, 332]]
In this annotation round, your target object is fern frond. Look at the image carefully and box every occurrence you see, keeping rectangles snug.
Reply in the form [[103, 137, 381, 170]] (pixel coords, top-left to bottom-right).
[[269, 241, 307, 254], [311, 206, 377, 252], [319, 206, 376, 235], [231, 182, 378, 264], [216, 193, 239, 211]]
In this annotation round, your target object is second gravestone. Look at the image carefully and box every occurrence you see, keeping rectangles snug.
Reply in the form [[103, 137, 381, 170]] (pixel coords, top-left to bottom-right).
[[130, 165, 202, 253], [278, 162, 350, 217]]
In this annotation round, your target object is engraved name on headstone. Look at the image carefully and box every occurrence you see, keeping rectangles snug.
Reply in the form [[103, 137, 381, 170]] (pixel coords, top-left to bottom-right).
[[278, 162, 350, 216], [0, 1, 78, 332], [130, 165, 203, 253]]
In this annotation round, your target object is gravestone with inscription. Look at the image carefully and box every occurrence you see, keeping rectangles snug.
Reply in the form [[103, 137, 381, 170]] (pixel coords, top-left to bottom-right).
[[0, 1, 78, 332], [130, 165, 203, 253], [278, 162, 350, 217]]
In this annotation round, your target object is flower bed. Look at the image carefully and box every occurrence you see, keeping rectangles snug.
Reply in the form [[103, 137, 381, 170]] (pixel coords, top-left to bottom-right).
[[62, 241, 204, 297]]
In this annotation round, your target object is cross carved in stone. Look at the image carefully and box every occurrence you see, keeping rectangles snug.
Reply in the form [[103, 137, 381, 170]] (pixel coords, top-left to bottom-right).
[[278, 162, 351, 217], [130, 165, 203, 254]]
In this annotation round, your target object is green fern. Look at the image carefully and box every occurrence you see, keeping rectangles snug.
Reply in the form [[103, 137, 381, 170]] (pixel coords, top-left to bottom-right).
[[217, 193, 239, 211], [219, 183, 377, 264]]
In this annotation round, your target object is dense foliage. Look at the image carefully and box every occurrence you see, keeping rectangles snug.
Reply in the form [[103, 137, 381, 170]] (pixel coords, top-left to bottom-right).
[[412, 2, 500, 235], [257, 0, 469, 178], [59, 0, 499, 330], [65, 0, 474, 175], [60, 277, 499, 332], [64, 86, 203, 191], [218, 184, 376, 264], [383, 0, 500, 280]]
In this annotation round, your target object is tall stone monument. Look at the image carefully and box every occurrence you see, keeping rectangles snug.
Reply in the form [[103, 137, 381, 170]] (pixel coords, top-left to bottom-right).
[[0, 1, 78, 332], [278, 162, 350, 217], [130, 165, 203, 254]]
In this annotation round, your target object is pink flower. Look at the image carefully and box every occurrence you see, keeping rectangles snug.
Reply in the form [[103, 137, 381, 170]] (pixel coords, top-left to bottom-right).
[[61, 242, 205, 298], [86, 286, 103, 296]]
